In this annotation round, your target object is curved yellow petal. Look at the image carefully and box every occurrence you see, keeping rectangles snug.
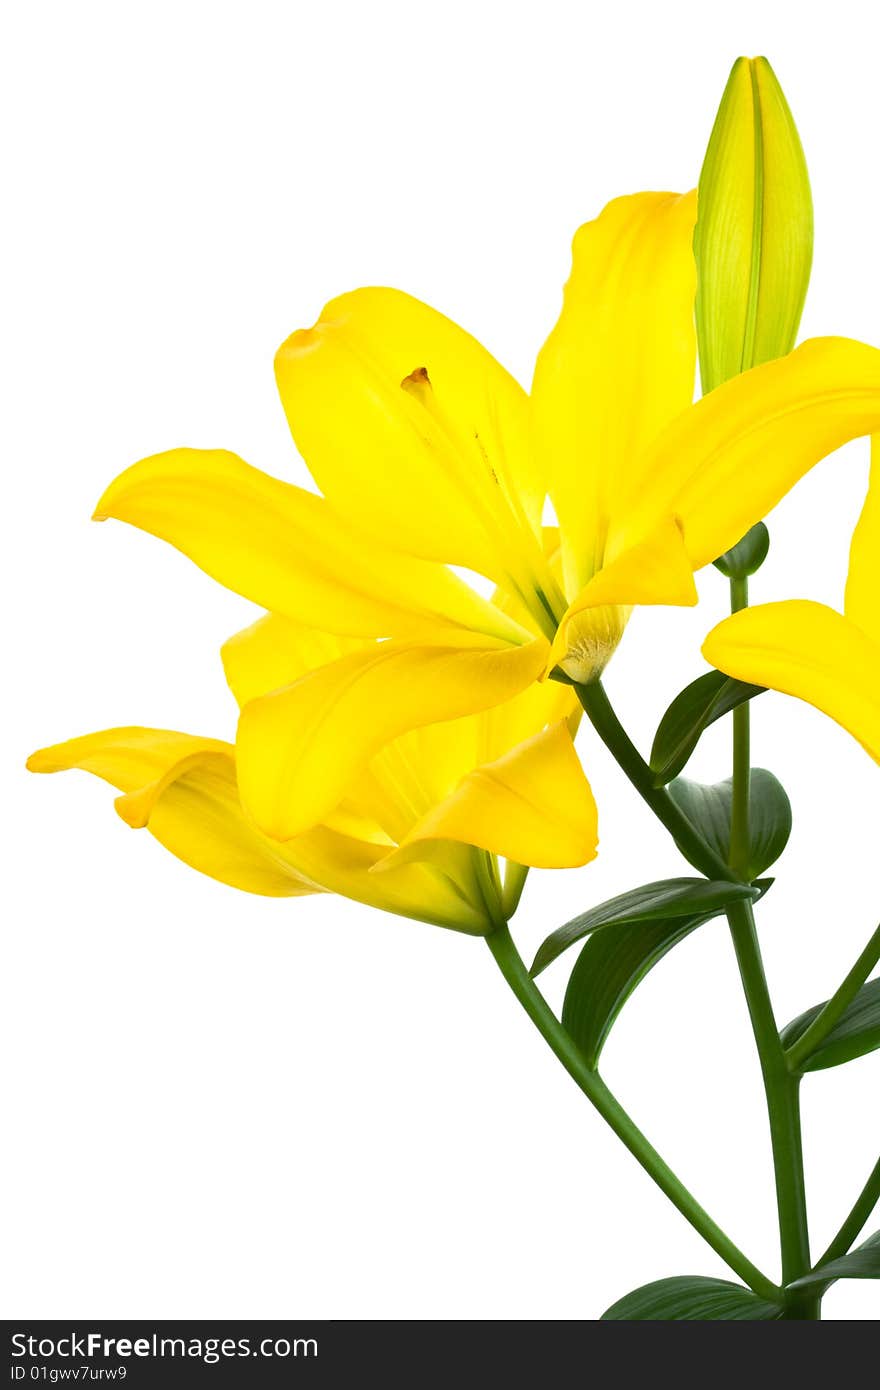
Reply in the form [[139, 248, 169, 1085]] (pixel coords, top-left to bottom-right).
[[377, 722, 599, 871], [549, 517, 697, 681], [275, 287, 546, 586], [279, 825, 491, 935], [222, 613, 362, 708], [26, 727, 230, 792], [363, 668, 579, 837], [26, 728, 317, 897], [474, 668, 579, 762], [844, 436, 880, 646], [95, 448, 525, 645], [27, 727, 490, 930], [703, 600, 880, 763], [532, 191, 698, 593], [622, 337, 880, 569], [236, 636, 549, 841]]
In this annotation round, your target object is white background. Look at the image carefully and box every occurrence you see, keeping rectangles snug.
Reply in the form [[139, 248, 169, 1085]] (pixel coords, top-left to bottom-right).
[[3, 0, 879, 1321]]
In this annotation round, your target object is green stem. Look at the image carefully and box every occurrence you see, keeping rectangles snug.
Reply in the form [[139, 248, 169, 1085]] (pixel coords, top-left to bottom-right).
[[724, 574, 815, 1314], [729, 577, 751, 874], [485, 921, 780, 1303], [576, 682, 734, 882], [817, 1156, 880, 1268], [785, 923, 880, 1072], [726, 899, 813, 1300], [578, 666, 817, 1313]]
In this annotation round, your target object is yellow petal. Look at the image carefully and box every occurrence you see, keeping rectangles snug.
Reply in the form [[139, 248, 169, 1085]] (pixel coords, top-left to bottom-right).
[[223, 614, 470, 849], [274, 287, 546, 589], [703, 600, 880, 763], [377, 722, 599, 871], [236, 636, 549, 841], [26, 727, 230, 791], [549, 517, 697, 681], [532, 191, 698, 593], [844, 436, 880, 646], [278, 825, 492, 935], [27, 727, 490, 930], [474, 667, 580, 762], [222, 613, 362, 708], [26, 729, 317, 897], [621, 337, 880, 569], [360, 668, 580, 843], [95, 448, 525, 645], [695, 56, 813, 393]]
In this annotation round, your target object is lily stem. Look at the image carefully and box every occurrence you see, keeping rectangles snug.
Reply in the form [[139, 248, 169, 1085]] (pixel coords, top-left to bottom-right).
[[575, 681, 733, 883], [577, 644, 818, 1314], [728, 576, 751, 875], [726, 897, 813, 1310], [724, 572, 815, 1316], [485, 921, 780, 1304], [785, 922, 880, 1072]]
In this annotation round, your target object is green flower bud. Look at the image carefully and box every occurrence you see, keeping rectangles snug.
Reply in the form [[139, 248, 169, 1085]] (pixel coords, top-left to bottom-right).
[[695, 57, 813, 395]]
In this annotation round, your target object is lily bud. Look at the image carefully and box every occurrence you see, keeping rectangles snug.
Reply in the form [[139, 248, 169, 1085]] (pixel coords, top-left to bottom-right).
[[694, 56, 813, 395], [714, 521, 771, 579]]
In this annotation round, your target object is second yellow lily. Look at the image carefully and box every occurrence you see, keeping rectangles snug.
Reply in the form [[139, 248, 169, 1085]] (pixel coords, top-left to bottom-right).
[[27, 616, 597, 934]]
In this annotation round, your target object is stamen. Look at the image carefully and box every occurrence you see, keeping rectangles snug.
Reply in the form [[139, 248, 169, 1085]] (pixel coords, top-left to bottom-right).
[[399, 362, 568, 634], [401, 365, 431, 393]]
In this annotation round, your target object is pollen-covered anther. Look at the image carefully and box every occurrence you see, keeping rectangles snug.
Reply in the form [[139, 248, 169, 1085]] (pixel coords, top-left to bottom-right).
[[401, 365, 432, 392]]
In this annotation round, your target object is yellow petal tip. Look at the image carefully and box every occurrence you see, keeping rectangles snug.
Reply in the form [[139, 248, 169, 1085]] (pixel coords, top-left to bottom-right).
[[113, 790, 150, 829]]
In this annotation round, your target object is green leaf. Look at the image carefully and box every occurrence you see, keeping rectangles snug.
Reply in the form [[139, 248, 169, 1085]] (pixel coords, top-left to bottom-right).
[[561, 879, 773, 1068], [714, 521, 771, 579], [780, 979, 880, 1072], [695, 56, 813, 395], [650, 671, 765, 785], [529, 877, 759, 977], [563, 914, 713, 1068], [668, 769, 792, 880], [601, 1276, 783, 1320], [787, 1232, 880, 1290]]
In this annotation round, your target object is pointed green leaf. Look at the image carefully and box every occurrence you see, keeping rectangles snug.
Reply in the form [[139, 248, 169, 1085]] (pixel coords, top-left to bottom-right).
[[787, 1232, 880, 1290], [650, 671, 765, 785], [695, 55, 813, 395], [780, 979, 880, 1072], [561, 880, 773, 1068], [668, 769, 792, 880], [562, 915, 712, 1068], [529, 877, 759, 977], [601, 1275, 783, 1320]]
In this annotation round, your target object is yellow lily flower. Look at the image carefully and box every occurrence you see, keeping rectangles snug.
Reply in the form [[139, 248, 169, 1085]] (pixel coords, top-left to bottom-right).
[[27, 616, 597, 934], [703, 440, 880, 764], [88, 191, 880, 844]]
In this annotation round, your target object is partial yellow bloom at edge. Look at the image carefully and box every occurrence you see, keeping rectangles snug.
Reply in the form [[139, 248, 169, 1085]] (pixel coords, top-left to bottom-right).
[[703, 600, 880, 764], [844, 436, 880, 647]]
